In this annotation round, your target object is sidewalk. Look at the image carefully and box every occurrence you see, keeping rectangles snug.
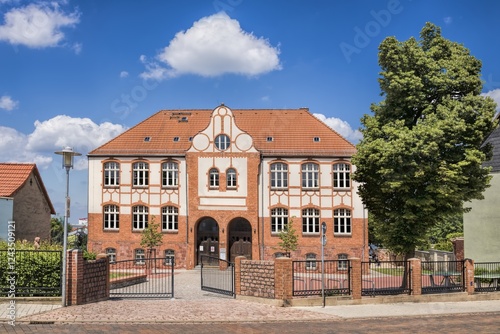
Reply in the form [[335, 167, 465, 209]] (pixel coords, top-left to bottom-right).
[[2, 269, 500, 324]]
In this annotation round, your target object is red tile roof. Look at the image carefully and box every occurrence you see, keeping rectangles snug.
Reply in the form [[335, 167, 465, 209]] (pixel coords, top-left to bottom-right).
[[89, 107, 356, 157], [0, 163, 55, 213]]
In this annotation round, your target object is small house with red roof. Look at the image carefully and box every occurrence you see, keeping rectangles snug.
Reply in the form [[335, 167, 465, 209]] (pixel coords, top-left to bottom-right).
[[87, 104, 367, 268], [0, 163, 55, 242]]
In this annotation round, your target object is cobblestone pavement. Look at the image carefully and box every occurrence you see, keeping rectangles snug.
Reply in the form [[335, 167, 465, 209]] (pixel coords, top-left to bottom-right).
[[2, 269, 500, 333]]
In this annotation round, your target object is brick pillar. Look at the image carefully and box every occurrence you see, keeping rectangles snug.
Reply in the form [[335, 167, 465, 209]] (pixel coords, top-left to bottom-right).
[[464, 258, 475, 295], [274, 257, 293, 302], [66, 249, 84, 306], [409, 258, 421, 295], [234, 256, 245, 296], [349, 257, 361, 300], [96, 253, 110, 299]]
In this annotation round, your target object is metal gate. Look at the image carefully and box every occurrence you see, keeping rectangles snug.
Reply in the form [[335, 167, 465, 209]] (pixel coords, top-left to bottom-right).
[[110, 256, 174, 298], [200, 255, 235, 297]]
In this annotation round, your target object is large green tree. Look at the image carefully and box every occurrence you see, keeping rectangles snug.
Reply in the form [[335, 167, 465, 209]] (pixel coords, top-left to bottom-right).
[[353, 22, 497, 259]]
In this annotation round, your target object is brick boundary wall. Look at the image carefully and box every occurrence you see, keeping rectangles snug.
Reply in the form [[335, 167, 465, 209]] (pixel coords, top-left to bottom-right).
[[66, 250, 109, 306]]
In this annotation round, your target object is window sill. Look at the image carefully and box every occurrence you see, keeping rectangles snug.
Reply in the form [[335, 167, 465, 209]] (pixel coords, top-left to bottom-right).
[[302, 233, 320, 236], [103, 229, 120, 232], [162, 230, 178, 234], [334, 233, 352, 237]]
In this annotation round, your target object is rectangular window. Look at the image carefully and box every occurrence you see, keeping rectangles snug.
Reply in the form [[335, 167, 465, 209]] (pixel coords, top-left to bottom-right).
[[103, 205, 119, 230], [333, 163, 351, 189], [133, 206, 148, 230], [104, 162, 120, 186], [302, 208, 320, 234], [133, 162, 149, 187], [334, 209, 352, 235], [135, 249, 145, 265], [302, 163, 319, 189], [271, 163, 288, 189], [106, 248, 116, 262], [162, 162, 179, 187], [338, 254, 348, 270], [162, 206, 178, 231], [306, 253, 317, 270], [271, 208, 288, 233]]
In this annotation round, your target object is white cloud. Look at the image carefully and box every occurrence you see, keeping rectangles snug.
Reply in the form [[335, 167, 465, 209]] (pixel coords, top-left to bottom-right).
[[313, 113, 363, 143], [443, 16, 453, 25], [0, 95, 18, 110], [0, 116, 126, 170], [140, 12, 281, 80], [0, 2, 80, 48], [482, 88, 500, 113], [120, 71, 129, 78]]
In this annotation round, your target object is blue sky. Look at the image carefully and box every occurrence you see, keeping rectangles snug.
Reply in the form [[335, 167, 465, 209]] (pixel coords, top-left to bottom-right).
[[1, 0, 500, 225]]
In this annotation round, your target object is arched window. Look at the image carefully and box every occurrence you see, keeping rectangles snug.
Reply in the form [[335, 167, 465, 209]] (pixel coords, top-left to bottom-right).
[[302, 208, 320, 234], [132, 161, 149, 187], [106, 248, 116, 262], [333, 163, 351, 189], [132, 205, 148, 230], [164, 249, 175, 265], [226, 168, 237, 189], [334, 209, 352, 235], [162, 161, 179, 187], [271, 207, 288, 233], [104, 162, 120, 186], [301, 163, 319, 189], [103, 205, 119, 230], [162, 206, 178, 231], [209, 168, 219, 188], [270, 162, 288, 189]]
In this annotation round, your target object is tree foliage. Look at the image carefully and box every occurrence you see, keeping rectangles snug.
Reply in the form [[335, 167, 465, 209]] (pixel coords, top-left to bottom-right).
[[140, 215, 163, 257], [278, 216, 298, 257], [353, 22, 497, 258], [50, 217, 71, 245]]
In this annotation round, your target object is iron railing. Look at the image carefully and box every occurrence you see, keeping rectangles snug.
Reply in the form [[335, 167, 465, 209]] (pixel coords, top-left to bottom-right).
[[474, 262, 500, 293], [421, 260, 465, 294], [292, 260, 350, 297], [0, 250, 62, 297], [200, 255, 235, 297], [109, 256, 174, 298], [361, 260, 411, 296]]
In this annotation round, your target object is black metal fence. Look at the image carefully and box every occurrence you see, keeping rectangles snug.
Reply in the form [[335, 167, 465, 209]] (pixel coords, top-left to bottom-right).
[[0, 250, 62, 297], [200, 255, 235, 297], [421, 260, 465, 294], [292, 260, 350, 297], [361, 260, 411, 296], [474, 262, 500, 293], [109, 256, 174, 298]]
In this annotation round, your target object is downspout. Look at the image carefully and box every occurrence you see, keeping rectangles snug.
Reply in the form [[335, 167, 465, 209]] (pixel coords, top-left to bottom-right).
[[185, 159, 189, 262], [260, 154, 265, 260]]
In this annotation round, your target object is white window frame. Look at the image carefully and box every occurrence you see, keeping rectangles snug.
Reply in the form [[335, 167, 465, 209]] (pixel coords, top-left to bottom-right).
[[226, 168, 237, 189], [104, 162, 120, 186], [301, 163, 319, 189], [338, 253, 349, 271], [135, 249, 145, 265], [334, 208, 352, 235], [164, 249, 175, 265], [215, 134, 230, 151], [306, 253, 317, 270], [333, 163, 351, 189], [270, 162, 288, 189], [162, 206, 178, 232], [133, 162, 149, 187], [103, 204, 119, 230], [271, 207, 288, 234], [302, 208, 320, 234], [106, 247, 116, 263], [209, 168, 219, 188], [162, 162, 179, 188], [133, 205, 148, 230]]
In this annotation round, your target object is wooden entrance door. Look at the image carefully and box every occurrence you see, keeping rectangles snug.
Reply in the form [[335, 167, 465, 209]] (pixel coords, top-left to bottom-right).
[[228, 218, 252, 262], [196, 218, 219, 266]]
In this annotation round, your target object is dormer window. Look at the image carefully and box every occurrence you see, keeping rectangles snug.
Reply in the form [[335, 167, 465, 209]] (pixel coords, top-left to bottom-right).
[[144, 137, 151, 142], [173, 137, 180, 142], [313, 137, 320, 142], [266, 136, 274, 142]]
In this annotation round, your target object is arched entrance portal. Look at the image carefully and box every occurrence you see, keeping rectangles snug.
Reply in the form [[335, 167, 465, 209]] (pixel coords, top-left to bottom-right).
[[228, 218, 252, 263], [196, 217, 219, 265]]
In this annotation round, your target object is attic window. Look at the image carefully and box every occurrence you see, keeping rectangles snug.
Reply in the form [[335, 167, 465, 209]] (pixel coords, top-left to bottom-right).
[[313, 137, 320, 142], [179, 116, 188, 122], [188, 137, 193, 142], [173, 137, 180, 142], [266, 136, 274, 142], [144, 137, 151, 142]]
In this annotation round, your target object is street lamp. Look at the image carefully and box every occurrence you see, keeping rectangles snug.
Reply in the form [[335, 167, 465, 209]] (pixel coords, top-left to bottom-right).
[[55, 146, 81, 307]]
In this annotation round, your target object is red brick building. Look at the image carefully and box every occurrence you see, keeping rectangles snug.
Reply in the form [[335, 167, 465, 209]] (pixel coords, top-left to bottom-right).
[[87, 104, 367, 268]]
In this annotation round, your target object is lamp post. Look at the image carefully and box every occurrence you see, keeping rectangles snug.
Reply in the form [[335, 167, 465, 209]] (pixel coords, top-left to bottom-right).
[[55, 146, 81, 307]]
